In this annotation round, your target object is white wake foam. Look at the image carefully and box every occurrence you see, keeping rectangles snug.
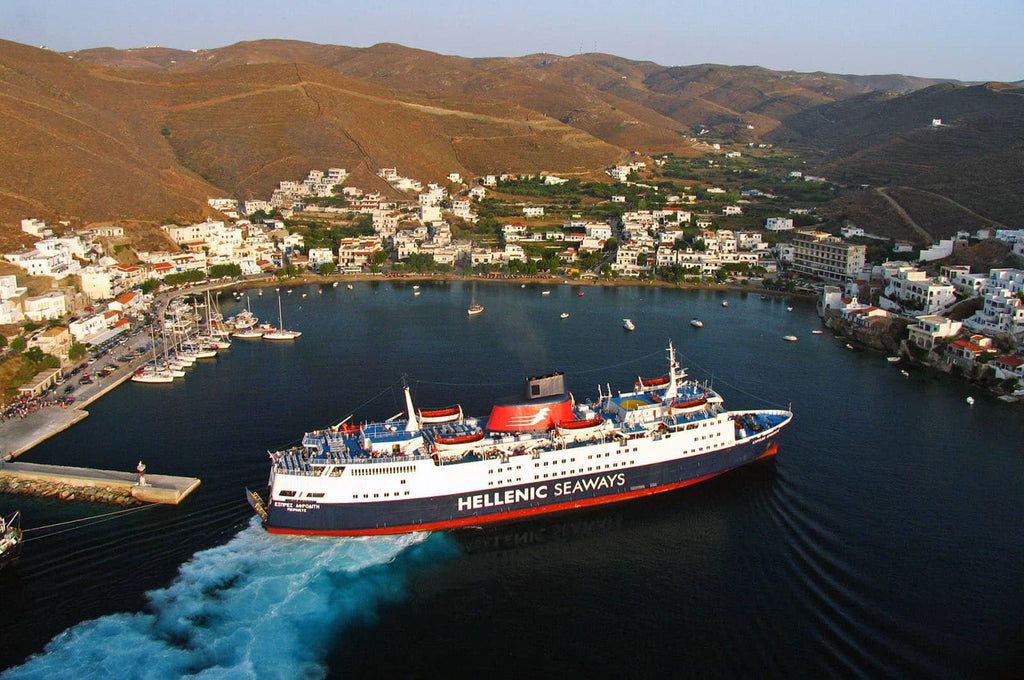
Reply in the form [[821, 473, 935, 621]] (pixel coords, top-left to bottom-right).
[[3, 519, 443, 679]]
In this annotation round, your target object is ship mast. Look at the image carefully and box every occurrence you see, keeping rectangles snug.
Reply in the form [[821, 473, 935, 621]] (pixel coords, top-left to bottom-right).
[[664, 340, 679, 400], [403, 378, 419, 432]]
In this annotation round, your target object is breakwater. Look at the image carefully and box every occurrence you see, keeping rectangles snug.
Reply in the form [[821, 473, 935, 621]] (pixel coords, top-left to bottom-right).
[[0, 474, 142, 506], [0, 462, 200, 506]]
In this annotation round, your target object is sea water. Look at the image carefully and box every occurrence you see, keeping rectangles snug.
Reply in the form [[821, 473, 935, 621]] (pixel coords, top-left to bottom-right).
[[2, 282, 1022, 678]]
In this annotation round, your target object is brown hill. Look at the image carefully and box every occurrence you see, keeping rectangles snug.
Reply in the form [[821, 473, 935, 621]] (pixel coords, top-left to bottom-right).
[[1, 38, 991, 239], [0, 39, 627, 229], [773, 82, 1024, 231]]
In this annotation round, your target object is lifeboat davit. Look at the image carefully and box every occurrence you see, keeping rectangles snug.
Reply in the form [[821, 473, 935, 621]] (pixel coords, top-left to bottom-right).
[[418, 405, 463, 424], [434, 431, 486, 449], [669, 397, 708, 412]]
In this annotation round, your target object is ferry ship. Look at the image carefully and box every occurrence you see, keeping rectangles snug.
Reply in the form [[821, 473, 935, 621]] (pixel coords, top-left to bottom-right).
[[250, 342, 792, 535]]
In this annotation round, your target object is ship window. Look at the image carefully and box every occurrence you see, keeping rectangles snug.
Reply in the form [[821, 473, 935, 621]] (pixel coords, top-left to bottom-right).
[[353, 495, 358, 499], [279, 490, 297, 497], [401, 479, 406, 484], [363, 494, 369, 498], [373, 493, 379, 498]]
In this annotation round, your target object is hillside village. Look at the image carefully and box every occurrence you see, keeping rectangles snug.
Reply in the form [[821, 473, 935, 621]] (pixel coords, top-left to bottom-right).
[[1, 153, 1023, 402]]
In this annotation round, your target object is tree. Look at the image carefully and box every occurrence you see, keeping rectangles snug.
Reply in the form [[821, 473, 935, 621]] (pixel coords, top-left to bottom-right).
[[9, 336, 26, 353], [139, 279, 162, 294], [208, 263, 242, 279], [0, 335, 6, 349], [68, 342, 88, 361], [318, 262, 337, 276]]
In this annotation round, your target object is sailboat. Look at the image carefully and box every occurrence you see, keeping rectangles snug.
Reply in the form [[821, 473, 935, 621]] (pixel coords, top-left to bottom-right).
[[467, 298, 484, 315], [232, 295, 264, 339], [132, 326, 175, 383], [264, 292, 302, 340]]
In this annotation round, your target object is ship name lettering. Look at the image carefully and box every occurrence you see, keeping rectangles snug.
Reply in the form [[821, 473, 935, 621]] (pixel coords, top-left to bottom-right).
[[457, 484, 549, 512], [553, 473, 626, 497]]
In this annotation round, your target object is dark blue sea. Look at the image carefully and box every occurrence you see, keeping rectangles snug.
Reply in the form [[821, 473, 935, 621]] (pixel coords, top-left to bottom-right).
[[1, 281, 1022, 679]]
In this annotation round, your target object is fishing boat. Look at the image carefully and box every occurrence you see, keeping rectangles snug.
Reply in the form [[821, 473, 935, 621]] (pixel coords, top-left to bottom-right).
[[0, 511, 23, 566], [263, 293, 302, 340], [251, 342, 793, 536], [623, 318, 635, 331]]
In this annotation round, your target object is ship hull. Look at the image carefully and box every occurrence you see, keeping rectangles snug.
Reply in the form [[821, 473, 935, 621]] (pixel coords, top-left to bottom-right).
[[265, 438, 778, 536]]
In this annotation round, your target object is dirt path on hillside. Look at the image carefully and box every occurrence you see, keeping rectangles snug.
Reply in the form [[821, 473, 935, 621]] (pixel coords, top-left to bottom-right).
[[875, 187, 933, 244]]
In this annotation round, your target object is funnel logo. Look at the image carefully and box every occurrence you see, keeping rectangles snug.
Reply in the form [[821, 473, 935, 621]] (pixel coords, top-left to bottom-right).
[[506, 407, 551, 427]]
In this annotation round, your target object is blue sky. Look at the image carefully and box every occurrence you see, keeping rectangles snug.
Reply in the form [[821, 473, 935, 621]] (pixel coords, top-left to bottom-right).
[[2, 0, 1021, 82]]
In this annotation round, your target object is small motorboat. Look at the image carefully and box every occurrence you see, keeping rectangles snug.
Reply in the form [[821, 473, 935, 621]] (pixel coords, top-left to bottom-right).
[[721, 300, 728, 307], [966, 396, 975, 406], [623, 318, 636, 331], [811, 330, 824, 335], [560, 313, 569, 319], [887, 356, 901, 363], [690, 318, 704, 328], [783, 335, 798, 342], [787, 306, 794, 312]]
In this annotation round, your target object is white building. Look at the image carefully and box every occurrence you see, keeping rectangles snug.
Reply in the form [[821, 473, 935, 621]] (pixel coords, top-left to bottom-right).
[[789, 232, 867, 282], [522, 206, 545, 218], [908, 315, 963, 352], [765, 217, 795, 232], [23, 291, 68, 322], [880, 266, 957, 315]]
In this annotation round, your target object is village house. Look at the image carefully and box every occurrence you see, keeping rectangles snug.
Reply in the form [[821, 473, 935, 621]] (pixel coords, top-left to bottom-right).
[[765, 217, 794, 232], [907, 315, 964, 352], [991, 354, 1024, 381], [31, 325, 72, 363], [23, 291, 68, 321], [522, 206, 545, 218], [946, 335, 998, 371], [880, 265, 957, 315]]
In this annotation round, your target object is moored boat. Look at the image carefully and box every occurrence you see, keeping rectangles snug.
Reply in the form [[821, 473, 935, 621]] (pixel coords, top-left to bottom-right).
[[690, 318, 704, 328], [783, 335, 798, 342], [252, 342, 793, 536], [0, 511, 23, 566], [467, 299, 484, 316], [623, 318, 635, 331]]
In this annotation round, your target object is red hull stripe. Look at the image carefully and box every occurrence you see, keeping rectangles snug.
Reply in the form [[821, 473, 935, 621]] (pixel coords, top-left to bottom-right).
[[267, 443, 779, 537]]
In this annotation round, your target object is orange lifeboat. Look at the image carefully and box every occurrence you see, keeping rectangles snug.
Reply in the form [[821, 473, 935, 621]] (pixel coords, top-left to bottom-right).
[[669, 397, 707, 411]]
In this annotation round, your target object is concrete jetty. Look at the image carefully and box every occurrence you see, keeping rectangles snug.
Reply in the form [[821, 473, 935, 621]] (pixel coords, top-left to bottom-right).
[[0, 461, 200, 505]]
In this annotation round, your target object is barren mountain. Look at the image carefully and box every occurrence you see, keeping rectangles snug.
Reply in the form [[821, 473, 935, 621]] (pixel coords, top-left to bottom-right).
[[3, 37, 1014, 240]]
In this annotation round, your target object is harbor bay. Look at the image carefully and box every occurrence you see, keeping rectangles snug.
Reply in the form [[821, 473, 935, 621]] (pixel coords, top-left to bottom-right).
[[1, 281, 1022, 678]]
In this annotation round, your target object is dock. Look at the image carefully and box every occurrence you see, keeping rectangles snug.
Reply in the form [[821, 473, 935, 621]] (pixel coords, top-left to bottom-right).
[[0, 461, 200, 505]]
